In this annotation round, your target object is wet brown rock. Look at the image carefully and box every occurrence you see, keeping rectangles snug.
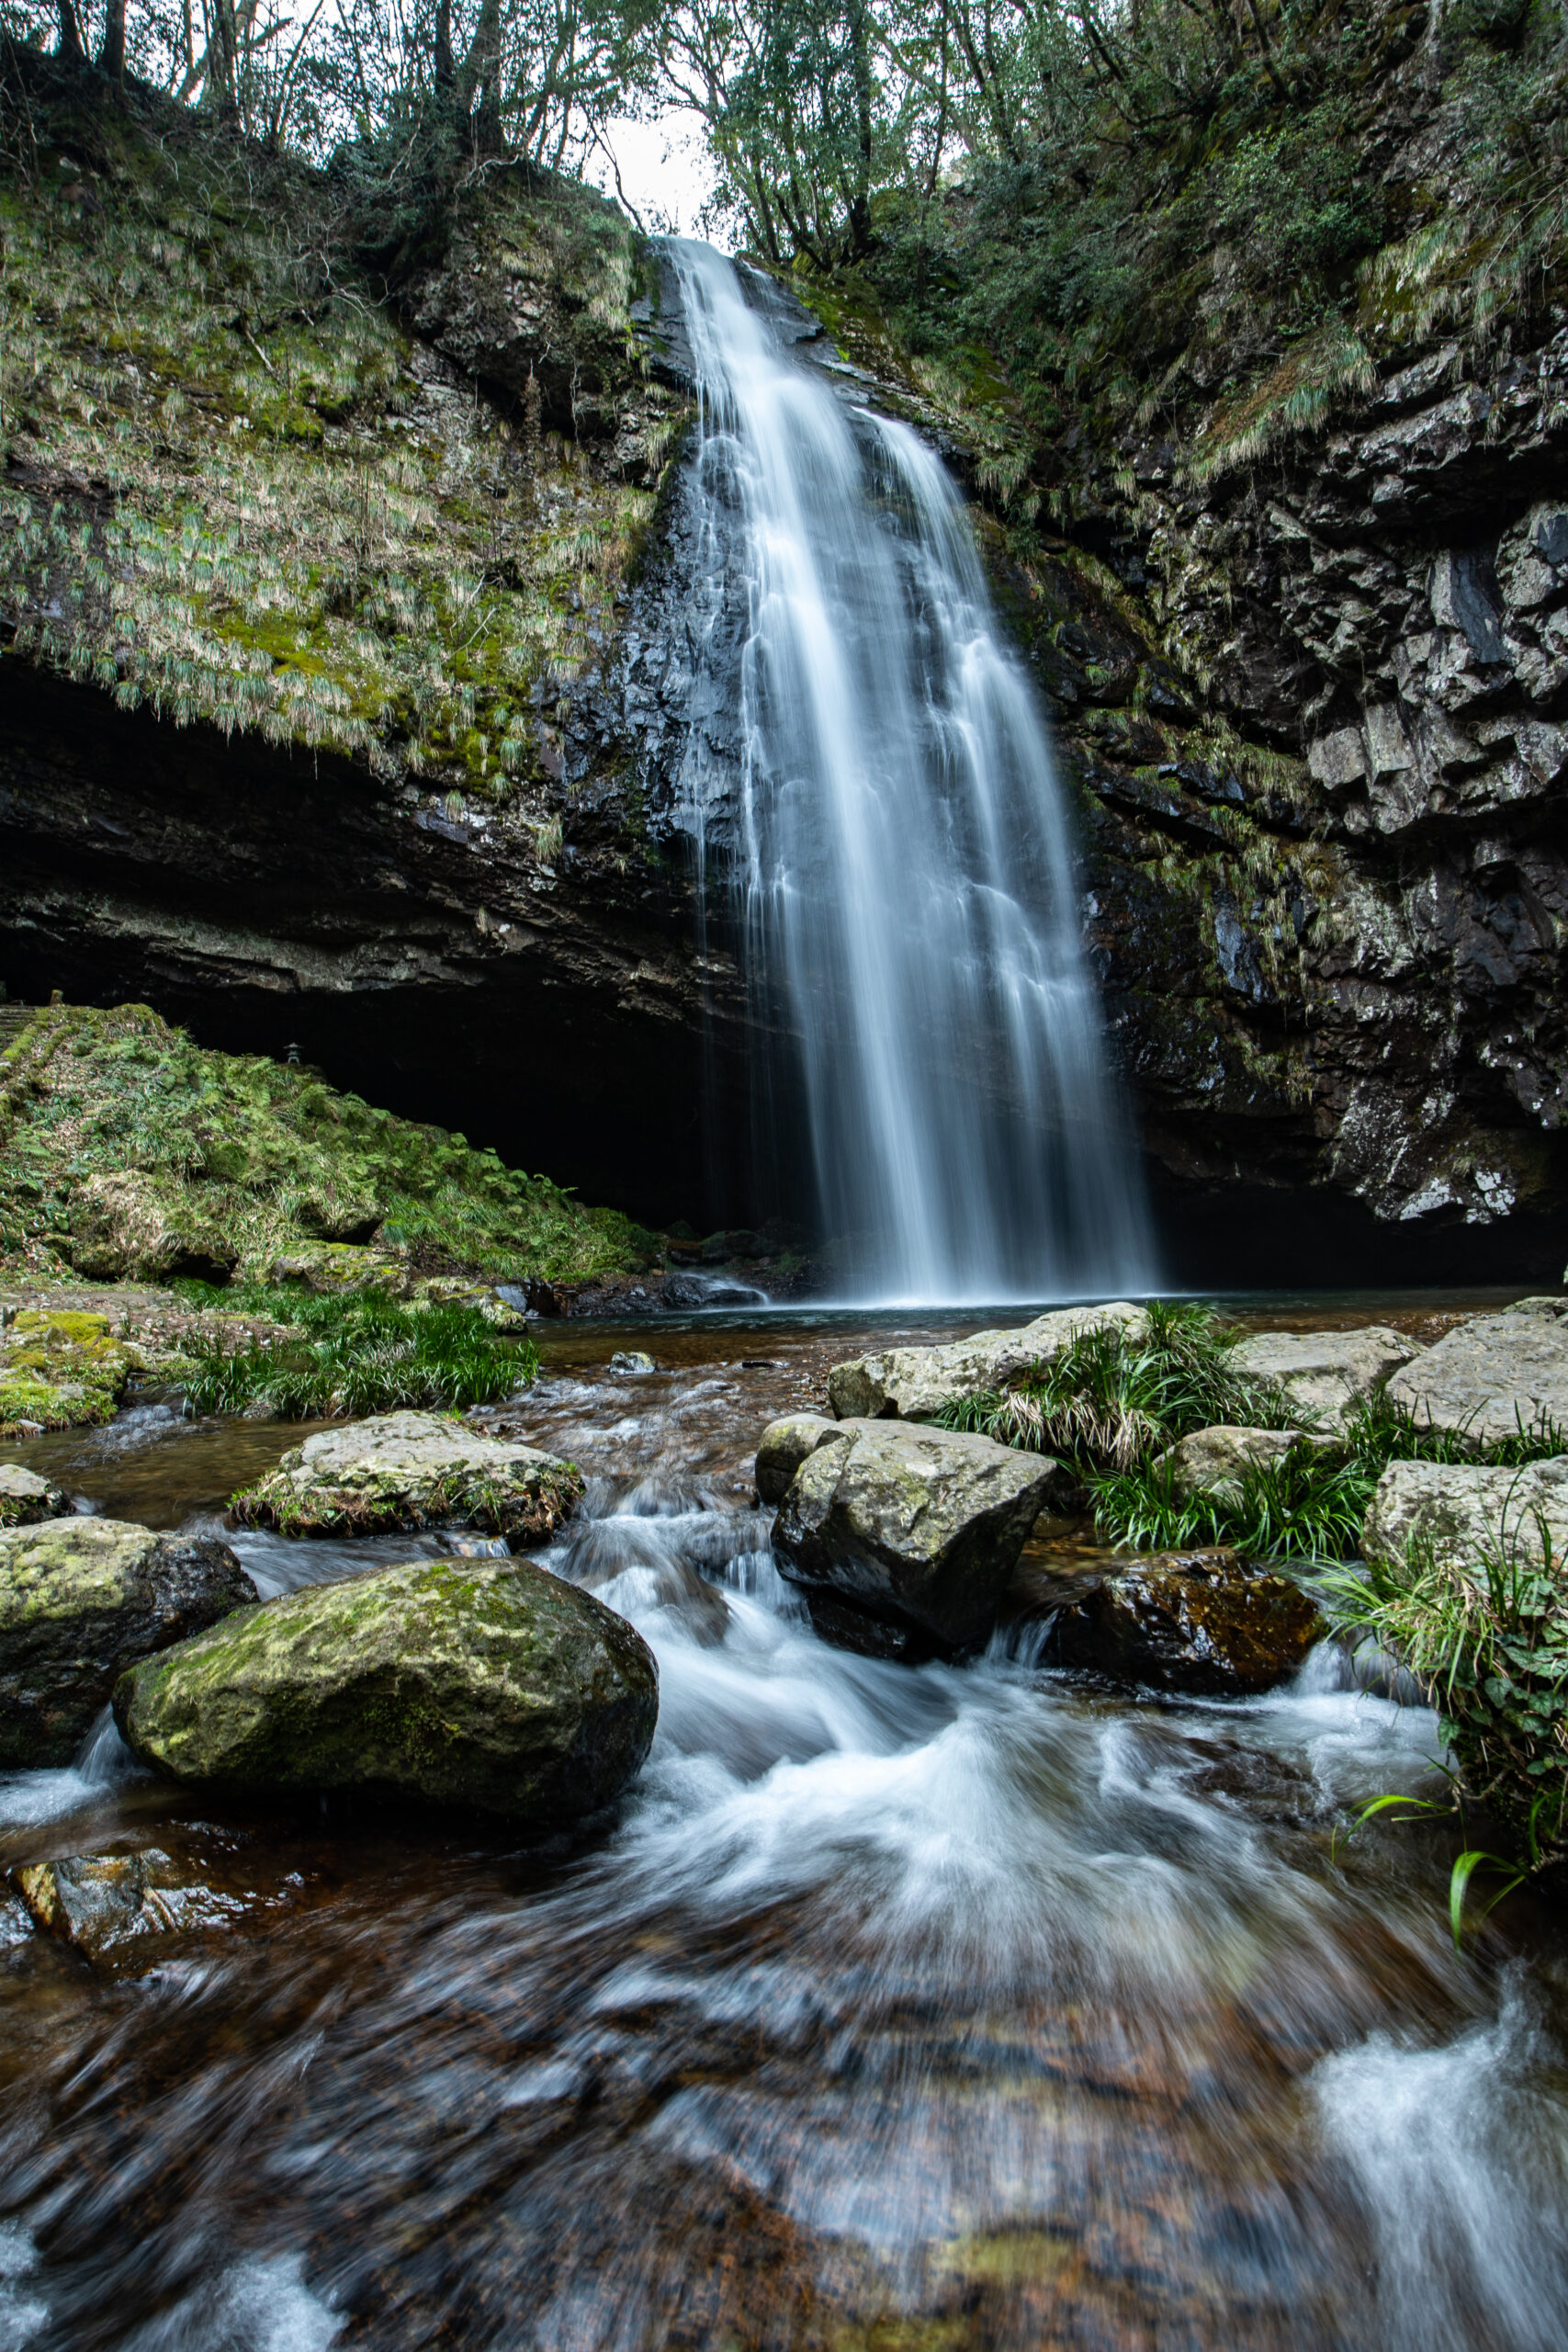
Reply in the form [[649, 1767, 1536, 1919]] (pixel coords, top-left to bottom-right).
[[12, 1849, 239, 1963], [1052, 1549, 1325, 1695]]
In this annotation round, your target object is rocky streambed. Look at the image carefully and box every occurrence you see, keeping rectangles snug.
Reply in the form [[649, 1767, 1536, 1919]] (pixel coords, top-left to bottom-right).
[[3, 1294, 1568, 2350]]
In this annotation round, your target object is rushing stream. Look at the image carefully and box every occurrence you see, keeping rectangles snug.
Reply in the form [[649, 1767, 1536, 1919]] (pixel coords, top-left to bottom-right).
[[5, 1303, 1568, 2350], [665, 243, 1152, 1304]]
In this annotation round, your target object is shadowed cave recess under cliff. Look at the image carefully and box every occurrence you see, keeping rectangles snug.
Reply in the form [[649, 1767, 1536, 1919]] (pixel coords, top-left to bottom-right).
[[5, 35, 1568, 1289]]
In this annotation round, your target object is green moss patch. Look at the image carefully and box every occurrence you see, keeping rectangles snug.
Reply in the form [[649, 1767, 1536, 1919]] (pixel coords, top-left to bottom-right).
[[0, 1000, 653, 1294]]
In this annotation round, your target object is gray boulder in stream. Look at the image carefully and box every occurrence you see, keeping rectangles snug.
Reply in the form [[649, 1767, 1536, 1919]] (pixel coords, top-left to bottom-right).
[[0, 1517, 257, 1767], [826, 1303, 1147, 1423], [113, 1555, 659, 1824], [1384, 1297, 1568, 1448], [769, 1417, 1062, 1656]]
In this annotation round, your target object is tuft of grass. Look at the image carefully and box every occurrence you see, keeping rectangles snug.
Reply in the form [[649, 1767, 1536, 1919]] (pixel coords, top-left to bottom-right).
[[1324, 1512, 1568, 1886], [936, 1301, 1292, 1474], [176, 1292, 536, 1420], [1089, 1385, 1568, 1562]]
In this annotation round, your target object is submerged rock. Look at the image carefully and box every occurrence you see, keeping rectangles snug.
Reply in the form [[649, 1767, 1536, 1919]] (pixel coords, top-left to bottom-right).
[[12, 1849, 240, 1962], [755, 1411, 840, 1504], [826, 1302, 1149, 1423], [1231, 1326, 1422, 1431], [0, 1518, 256, 1767], [1159, 1425, 1314, 1495], [1384, 1297, 1568, 1448], [231, 1408, 583, 1541], [1361, 1456, 1568, 1577], [772, 1419, 1062, 1655], [113, 1556, 658, 1824], [1052, 1549, 1325, 1695], [0, 1463, 72, 1529]]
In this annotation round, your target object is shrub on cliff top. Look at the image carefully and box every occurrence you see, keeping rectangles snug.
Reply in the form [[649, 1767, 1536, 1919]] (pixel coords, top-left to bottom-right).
[[0, 1001, 649, 1285]]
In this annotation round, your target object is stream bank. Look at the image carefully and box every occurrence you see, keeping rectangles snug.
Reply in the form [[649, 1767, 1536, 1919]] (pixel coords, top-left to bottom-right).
[[4, 1292, 1567, 2350]]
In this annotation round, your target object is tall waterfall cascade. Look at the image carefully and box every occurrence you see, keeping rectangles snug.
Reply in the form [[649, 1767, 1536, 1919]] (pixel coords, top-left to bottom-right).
[[668, 239, 1156, 1305]]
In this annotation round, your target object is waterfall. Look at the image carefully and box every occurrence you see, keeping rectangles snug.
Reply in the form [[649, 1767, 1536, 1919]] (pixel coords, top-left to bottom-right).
[[666, 239, 1156, 1306]]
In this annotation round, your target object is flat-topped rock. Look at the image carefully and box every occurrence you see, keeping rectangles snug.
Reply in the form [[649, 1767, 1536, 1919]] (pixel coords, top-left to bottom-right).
[[1052, 1548, 1325, 1694], [773, 1417, 1062, 1655], [0, 1463, 72, 1529], [1231, 1325, 1423, 1430], [231, 1408, 582, 1541], [1384, 1296, 1568, 1449], [1361, 1456, 1568, 1577], [1159, 1425, 1314, 1495], [114, 1555, 658, 1825], [825, 1302, 1149, 1423], [0, 1517, 256, 1766]]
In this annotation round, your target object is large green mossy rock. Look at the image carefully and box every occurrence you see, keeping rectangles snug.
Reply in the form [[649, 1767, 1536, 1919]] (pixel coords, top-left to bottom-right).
[[0, 1518, 257, 1765], [0, 1308, 133, 1436], [231, 1408, 582, 1541], [113, 1558, 659, 1824], [770, 1417, 1062, 1656]]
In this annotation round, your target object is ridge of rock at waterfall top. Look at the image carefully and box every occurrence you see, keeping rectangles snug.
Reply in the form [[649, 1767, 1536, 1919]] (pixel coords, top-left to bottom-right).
[[112, 1555, 660, 1825]]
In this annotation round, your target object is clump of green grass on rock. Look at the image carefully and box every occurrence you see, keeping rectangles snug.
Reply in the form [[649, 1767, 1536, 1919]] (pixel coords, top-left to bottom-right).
[[936, 1301, 1293, 1473]]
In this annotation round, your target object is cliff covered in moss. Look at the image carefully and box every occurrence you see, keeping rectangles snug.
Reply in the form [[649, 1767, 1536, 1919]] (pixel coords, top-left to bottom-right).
[[0, 46, 739, 1222]]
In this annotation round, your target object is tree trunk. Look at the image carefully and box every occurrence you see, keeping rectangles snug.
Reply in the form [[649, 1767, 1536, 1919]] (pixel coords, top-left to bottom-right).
[[209, 0, 240, 121], [99, 0, 126, 82], [435, 0, 455, 110], [473, 0, 503, 154], [56, 0, 83, 62]]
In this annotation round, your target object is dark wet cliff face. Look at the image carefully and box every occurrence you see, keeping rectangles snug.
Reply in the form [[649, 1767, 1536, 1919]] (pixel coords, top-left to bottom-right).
[[3, 55, 1567, 1280], [1036, 319, 1568, 1283]]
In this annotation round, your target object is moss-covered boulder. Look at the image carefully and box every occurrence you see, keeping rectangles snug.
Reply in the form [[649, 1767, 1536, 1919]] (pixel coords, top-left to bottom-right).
[[68, 1170, 237, 1283], [113, 1558, 659, 1824], [0, 1464, 72, 1530], [0, 1307, 133, 1435], [0, 1518, 257, 1765], [1052, 1549, 1324, 1695], [773, 1418, 1063, 1656], [231, 1409, 582, 1540]]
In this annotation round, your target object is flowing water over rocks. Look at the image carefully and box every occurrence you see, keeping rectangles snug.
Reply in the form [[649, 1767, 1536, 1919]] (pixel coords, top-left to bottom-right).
[[3, 1302, 1567, 2349]]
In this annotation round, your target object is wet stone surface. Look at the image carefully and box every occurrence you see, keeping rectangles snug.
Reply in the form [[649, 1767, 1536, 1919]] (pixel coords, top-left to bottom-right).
[[0, 1294, 1562, 2352]]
